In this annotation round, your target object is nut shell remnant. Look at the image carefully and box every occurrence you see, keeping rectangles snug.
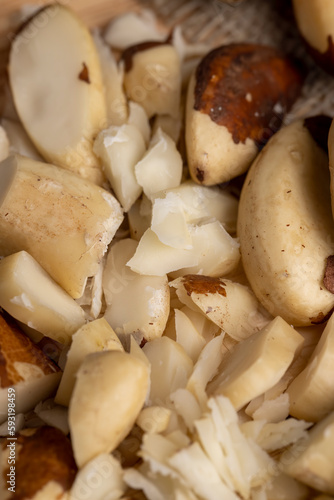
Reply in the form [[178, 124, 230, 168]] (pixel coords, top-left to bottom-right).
[[0, 312, 61, 424], [186, 43, 303, 185], [1, 426, 77, 500]]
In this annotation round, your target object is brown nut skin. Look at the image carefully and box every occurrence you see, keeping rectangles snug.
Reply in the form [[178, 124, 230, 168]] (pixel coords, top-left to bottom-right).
[[1, 426, 77, 500], [186, 43, 303, 186], [0, 312, 61, 424], [293, 0, 334, 75]]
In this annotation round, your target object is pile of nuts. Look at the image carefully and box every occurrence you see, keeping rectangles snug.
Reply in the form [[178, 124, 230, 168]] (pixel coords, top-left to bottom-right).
[[1, 1, 334, 498]]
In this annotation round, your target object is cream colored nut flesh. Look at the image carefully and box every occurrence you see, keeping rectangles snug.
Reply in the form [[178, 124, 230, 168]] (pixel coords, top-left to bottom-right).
[[142, 336, 193, 406], [284, 410, 334, 494], [0, 251, 86, 345], [134, 128, 183, 200], [151, 180, 239, 242], [237, 117, 334, 326], [0, 426, 77, 500], [9, 5, 107, 185], [0, 313, 61, 424], [127, 195, 152, 241], [103, 238, 170, 341], [327, 118, 334, 214], [93, 30, 128, 127], [127, 222, 240, 278], [1, 118, 43, 161], [207, 316, 304, 410], [170, 275, 271, 341], [55, 318, 123, 407], [0, 155, 123, 298], [185, 44, 303, 186], [69, 453, 126, 500], [69, 350, 149, 468], [287, 311, 334, 422], [292, 0, 334, 74], [104, 11, 166, 51], [93, 123, 145, 212], [122, 42, 181, 119]]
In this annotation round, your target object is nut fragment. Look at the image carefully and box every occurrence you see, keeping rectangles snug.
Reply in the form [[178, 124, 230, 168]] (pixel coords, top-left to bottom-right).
[[69, 350, 150, 468], [122, 42, 181, 119], [0, 155, 123, 298], [208, 316, 304, 410], [0, 251, 86, 345], [9, 5, 107, 185], [55, 318, 123, 407], [284, 410, 334, 494]]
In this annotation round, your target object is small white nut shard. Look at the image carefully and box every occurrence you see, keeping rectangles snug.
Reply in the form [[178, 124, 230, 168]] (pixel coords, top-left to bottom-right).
[[135, 128, 183, 200], [69, 453, 126, 500], [128, 221, 239, 278], [128, 195, 152, 241], [0, 251, 86, 345], [103, 238, 170, 341], [104, 10, 166, 50], [127, 228, 198, 276], [128, 101, 151, 146], [152, 180, 239, 233], [69, 350, 150, 468], [93, 30, 128, 126], [171, 220, 240, 278], [0, 125, 9, 162], [0, 155, 123, 298], [208, 316, 304, 410], [142, 336, 193, 406], [55, 317, 123, 406], [9, 4, 107, 185], [283, 410, 334, 494], [94, 124, 145, 212]]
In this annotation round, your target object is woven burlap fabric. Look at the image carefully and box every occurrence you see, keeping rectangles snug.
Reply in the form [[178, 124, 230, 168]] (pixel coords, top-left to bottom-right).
[[142, 0, 334, 123]]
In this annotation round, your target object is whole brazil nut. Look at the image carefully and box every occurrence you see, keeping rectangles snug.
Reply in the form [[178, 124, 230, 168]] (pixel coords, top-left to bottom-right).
[[185, 43, 303, 186], [293, 0, 334, 74], [237, 115, 334, 326]]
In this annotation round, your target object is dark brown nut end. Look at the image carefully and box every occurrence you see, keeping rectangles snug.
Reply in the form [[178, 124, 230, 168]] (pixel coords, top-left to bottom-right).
[[194, 43, 303, 149], [2, 426, 77, 499], [186, 43, 303, 186]]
